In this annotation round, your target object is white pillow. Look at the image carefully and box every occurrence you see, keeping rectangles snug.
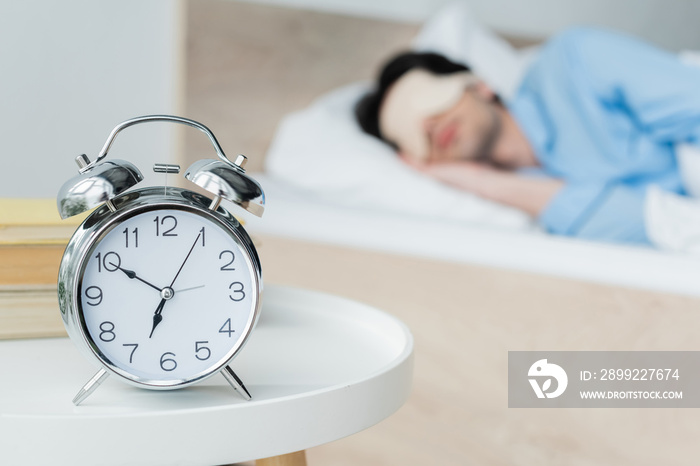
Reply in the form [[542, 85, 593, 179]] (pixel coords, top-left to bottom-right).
[[412, 0, 538, 100], [265, 1, 537, 231]]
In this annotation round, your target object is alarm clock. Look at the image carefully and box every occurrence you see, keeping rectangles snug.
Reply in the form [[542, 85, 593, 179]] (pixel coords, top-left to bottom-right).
[[56, 115, 264, 405]]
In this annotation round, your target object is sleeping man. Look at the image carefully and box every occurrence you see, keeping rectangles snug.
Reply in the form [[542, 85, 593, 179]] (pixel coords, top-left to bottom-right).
[[355, 27, 700, 245]]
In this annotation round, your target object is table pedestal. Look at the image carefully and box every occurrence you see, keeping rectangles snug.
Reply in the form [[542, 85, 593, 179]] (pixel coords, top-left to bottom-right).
[[257, 450, 307, 466]]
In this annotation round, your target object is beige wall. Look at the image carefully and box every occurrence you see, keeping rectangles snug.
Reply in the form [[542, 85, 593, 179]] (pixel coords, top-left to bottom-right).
[[183, 0, 419, 172]]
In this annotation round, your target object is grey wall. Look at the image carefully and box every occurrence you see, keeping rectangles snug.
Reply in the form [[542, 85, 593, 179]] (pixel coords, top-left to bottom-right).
[[0, 0, 183, 199]]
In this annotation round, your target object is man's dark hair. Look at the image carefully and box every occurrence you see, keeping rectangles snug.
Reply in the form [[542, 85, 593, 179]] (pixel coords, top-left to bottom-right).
[[355, 52, 471, 144]]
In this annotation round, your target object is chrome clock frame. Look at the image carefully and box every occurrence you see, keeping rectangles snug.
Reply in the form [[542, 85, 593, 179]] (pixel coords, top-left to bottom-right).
[[58, 186, 263, 392]]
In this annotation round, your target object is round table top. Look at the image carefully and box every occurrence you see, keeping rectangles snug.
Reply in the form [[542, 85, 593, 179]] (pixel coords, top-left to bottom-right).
[[0, 285, 413, 466]]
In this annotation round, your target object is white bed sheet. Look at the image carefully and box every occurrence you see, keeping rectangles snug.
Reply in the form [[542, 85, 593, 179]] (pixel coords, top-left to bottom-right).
[[246, 174, 700, 298]]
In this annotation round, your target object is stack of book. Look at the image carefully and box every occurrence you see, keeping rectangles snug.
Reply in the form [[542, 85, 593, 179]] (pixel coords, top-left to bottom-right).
[[0, 199, 87, 339]]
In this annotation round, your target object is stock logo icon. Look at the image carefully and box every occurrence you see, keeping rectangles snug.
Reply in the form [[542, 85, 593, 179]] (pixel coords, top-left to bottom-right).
[[528, 359, 568, 399]]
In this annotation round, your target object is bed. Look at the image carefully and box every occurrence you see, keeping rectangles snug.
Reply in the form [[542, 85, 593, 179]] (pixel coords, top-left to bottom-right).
[[245, 172, 700, 297]]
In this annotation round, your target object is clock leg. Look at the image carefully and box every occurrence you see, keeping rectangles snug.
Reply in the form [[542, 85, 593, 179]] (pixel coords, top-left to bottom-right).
[[221, 365, 252, 401], [73, 368, 109, 405]]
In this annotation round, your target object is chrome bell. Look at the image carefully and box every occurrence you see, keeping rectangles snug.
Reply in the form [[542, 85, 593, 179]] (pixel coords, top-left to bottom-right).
[[57, 155, 143, 219], [185, 154, 265, 217], [56, 115, 264, 219]]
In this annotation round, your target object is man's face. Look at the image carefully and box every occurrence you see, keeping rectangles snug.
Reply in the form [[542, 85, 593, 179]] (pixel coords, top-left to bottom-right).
[[415, 88, 503, 164], [377, 69, 503, 165]]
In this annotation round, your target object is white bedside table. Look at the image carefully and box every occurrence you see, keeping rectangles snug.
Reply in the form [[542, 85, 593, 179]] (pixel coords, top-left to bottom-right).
[[0, 285, 413, 465]]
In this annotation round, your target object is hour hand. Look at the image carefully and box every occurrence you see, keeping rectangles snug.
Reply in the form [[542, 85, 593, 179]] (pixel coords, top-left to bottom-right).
[[113, 264, 162, 292], [149, 298, 167, 338]]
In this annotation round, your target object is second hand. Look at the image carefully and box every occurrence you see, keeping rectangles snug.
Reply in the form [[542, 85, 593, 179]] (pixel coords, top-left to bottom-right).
[[175, 285, 206, 293]]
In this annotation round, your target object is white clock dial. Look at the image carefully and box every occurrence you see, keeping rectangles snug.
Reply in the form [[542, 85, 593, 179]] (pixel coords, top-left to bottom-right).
[[78, 208, 257, 385]]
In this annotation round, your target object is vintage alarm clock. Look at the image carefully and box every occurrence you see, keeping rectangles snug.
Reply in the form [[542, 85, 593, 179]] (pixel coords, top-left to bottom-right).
[[56, 115, 264, 405]]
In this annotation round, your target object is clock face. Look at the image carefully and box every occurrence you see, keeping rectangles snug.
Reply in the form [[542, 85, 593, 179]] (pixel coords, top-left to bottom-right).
[[77, 207, 259, 386]]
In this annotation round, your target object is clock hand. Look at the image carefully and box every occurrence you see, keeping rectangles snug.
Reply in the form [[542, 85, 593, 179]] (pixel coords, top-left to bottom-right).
[[149, 297, 167, 338], [112, 264, 163, 292], [149, 232, 202, 338], [174, 285, 206, 293], [168, 231, 203, 288], [148, 285, 203, 338], [147, 284, 202, 338]]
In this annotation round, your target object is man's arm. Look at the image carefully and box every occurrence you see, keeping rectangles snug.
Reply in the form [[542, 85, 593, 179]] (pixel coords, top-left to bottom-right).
[[513, 28, 698, 244], [414, 161, 563, 216]]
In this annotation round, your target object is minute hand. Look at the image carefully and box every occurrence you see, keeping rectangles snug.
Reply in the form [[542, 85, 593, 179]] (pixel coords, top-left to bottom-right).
[[168, 231, 202, 288]]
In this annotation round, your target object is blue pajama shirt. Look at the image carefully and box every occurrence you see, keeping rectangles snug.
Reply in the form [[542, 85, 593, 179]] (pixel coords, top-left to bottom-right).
[[508, 28, 700, 245]]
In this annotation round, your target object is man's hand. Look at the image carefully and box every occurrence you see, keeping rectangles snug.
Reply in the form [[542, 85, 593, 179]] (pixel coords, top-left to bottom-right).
[[402, 157, 498, 195]]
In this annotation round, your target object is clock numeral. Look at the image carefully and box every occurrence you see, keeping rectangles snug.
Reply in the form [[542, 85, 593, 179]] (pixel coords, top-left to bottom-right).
[[123, 343, 139, 363], [219, 318, 235, 337], [84, 286, 103, 306], [154, 215, 178, 237], [160, 352, 178, 372], [95, 251, 121, 273], [199, 227, 206, 247], [219, 250, 235, 271], [123, 227, 139, 248], [195, 341, 211, 360], [229, 282, 245, 302], [99, 321, 116, 342]]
